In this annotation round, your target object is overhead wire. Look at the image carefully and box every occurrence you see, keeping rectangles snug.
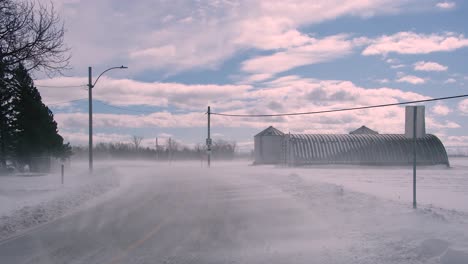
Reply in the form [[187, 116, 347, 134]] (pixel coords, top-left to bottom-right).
[[47, 98, 88, 106], [36, 84, 87, 88], [95, 100, 156, 114], [45, 97, 159, 114], [210, 94, 468, 117]]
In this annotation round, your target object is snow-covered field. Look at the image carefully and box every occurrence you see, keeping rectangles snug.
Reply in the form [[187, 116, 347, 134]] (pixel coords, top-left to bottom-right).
[[1, 158, 468, 263], [246, 168, 468, 263], [284, 157, 468, 213], [0, 162, 120, 239]]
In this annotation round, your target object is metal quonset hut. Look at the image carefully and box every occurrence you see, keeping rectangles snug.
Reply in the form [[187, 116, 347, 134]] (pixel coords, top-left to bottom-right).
[[254, 126, 449, 166], [285, 132, 449, 166]]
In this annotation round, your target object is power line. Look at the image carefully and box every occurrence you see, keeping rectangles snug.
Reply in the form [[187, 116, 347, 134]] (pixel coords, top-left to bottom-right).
[[211, 94, 468, 117], [96, 100, 155, 114], [36, 84, 87, 88], [47, 98, 88, 106], [46, 98, 160, 114]]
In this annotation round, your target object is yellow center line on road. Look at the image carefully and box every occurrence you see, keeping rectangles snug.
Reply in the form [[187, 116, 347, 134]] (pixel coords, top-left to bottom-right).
[[108, 221, 165, 264]]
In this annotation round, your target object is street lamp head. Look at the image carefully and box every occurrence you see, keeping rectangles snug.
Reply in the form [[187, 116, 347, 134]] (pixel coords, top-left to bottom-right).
[[92, 65, 128, 87]]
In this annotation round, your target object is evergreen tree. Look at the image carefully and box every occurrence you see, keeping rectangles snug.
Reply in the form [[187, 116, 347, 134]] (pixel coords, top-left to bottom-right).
[[0, 61, 17, 169], [11, 64, 71, 169]]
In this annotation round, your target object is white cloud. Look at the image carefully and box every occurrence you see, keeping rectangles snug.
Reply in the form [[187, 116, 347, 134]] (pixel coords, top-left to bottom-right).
[[426, 119, 460, 129], [157, 133, 173, 139], [50, 75, 462, 145], [55, 112, 206, 130], [37, 77, 252, 111], [241, 34, 356, 76], [431, 103, 452, 116], [241, 73, 274, 83], [444, 136, 468, 147], [363, 32, 468, 56], [436, 2, 456, 9], [47, 0, 426, 76], [233, 17, 311, 50], [60, 131, 132, 146], [209, 77, 433, 134], [385, 58, 399, 64], [51, 76, 430, 133], [396, 75, 426, 85], [414, 61, 448, 71], [459, 99, 468, 114], [444, 78, 456, 84], [376, 78, 390, 84], [37, 1, 464, 148], [390, 64, 406, 69]]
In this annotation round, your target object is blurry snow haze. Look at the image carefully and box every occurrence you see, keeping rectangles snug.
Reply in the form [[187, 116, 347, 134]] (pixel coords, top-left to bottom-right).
[[2, 157, 468, 263], [2, 0, 468, 262]]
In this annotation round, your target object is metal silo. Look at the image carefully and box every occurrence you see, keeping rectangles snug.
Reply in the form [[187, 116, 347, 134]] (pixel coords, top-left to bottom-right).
[[254, 126, 284, 164]]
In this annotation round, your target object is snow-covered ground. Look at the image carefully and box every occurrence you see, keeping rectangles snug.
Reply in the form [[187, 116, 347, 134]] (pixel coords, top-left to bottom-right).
[[0, 159, 468, 263], [247, 169, 468, 263], [0, 162, 120, 239], [281, 157, 468, 213]]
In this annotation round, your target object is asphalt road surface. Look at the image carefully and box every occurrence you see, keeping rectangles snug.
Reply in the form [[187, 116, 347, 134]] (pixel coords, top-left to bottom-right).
[[1, 163, 466, 263]]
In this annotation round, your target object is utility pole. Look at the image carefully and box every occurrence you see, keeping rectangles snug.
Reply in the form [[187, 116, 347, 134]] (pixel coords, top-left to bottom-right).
[[413, 107, 417, 209], [207, 106, 211, 168], [88, 67, 93, 173]]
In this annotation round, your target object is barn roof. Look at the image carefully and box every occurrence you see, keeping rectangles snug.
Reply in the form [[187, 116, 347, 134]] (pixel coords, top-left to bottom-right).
[[288, 134, 449, 166], [349, 126, 379, 134], [255, 126, 284, 137]]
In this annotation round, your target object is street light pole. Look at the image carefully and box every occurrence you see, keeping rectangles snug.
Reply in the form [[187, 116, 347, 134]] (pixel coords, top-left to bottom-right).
[[207, 106, 211, 168], [88, 65, 128, 173], [88, 67, 93, 173]]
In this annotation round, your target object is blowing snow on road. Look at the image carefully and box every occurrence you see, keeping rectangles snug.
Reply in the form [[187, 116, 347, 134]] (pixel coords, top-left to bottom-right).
[[1, 161, 468, 264]]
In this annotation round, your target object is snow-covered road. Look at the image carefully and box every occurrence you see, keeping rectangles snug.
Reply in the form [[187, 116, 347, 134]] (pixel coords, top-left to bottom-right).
[[1, 161, 468, 263]]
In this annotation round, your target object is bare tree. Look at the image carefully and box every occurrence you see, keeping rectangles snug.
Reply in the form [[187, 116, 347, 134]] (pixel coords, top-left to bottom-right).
[[165, 138, 180, 152], [131, 136, 143, 150], [212, 139, 237, 159], [0, 0, 70, 74]]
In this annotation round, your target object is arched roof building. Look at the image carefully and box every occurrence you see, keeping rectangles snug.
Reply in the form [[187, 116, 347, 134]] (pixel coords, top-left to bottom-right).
[[254, 126, 449, 166], [286, 133, 449, 166]]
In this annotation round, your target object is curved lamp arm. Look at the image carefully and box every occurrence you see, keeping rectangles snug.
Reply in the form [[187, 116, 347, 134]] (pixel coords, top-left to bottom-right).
[[91, 65, 128, 88]]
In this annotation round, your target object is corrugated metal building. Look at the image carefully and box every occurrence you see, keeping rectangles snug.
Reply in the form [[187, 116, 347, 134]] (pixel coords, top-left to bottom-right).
[[254, 126, 284, 164], [254, 108, 449, 166], [284, 133, 448, 166]]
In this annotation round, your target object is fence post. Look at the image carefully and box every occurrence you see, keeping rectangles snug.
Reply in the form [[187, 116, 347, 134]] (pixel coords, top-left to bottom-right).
[[61, 164, 64, 185]]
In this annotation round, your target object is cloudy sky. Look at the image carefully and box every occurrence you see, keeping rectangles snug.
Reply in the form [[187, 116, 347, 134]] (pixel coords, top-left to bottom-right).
[[37, 0, 468, 150]]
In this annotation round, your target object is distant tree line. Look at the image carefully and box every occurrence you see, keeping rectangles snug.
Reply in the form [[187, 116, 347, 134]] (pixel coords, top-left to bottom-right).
[[71, 139, 240, 161], [1, 0, 71, 173], [446, 147, 468, 157]]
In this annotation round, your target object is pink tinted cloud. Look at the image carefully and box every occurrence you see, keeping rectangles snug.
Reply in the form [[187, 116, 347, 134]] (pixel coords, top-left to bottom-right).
[[241, 34, 355, 75], [459, 99, 468, 114], [431, 103, 452, 116], [436, 2, 456, 9], [363, 32, 468, 55], [49, 76, 459, 143], [38, 77, 252, 111], [396, 75, 426, 85], [414, 61, 448, 71]]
